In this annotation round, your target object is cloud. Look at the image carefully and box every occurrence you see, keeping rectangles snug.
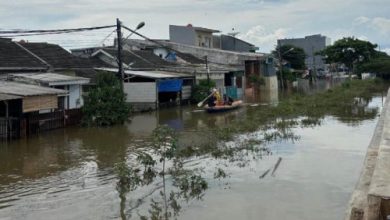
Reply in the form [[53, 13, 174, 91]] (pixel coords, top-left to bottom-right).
[[354, 16, 370, 25], [1, 0, 390, 53], [353, 16, 390, 36], [372, 17, 390, 35], [239, 25, 289, 52], [382, 48, 390, 56]]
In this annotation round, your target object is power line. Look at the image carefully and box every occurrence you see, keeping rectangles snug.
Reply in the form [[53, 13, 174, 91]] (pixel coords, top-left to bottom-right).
[[0, 25, 115, 34]]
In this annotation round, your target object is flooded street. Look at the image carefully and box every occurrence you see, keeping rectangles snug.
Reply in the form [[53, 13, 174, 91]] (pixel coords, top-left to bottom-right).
[[0, 85, 385, 220]]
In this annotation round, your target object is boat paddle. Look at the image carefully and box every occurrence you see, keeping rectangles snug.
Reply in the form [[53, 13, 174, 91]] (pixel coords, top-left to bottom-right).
[[197, 91, 215, 107]]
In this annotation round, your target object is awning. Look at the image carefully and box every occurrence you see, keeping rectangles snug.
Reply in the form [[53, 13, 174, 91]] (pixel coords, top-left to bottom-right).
[[158, 79, 183, 92]]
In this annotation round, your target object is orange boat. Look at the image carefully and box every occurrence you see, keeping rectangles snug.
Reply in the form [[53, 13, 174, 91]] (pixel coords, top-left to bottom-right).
[[204, 100, 243, 113]]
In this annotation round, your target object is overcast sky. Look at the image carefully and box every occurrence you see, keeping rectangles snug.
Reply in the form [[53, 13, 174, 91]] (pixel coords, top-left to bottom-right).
[[1, 0, 389, 54]]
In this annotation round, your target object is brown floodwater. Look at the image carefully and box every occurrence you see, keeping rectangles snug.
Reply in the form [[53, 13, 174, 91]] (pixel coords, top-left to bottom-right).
[[0, 81, 386, 220]]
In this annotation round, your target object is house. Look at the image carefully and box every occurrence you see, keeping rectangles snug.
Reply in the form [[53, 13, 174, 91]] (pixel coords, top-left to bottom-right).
[[277, 34, 331, 72], [96, 68, 194, 111], [213, 34, 259, 53], [169, 24, 220, 48], [0, 38, 97, 78], [0, 38, 47, 74], [122, 38, 270, 99], [0, 81, 67, 139], [91, 47, 175, 70], [244, 58, 278, 102], [9, 73, 90, 110]]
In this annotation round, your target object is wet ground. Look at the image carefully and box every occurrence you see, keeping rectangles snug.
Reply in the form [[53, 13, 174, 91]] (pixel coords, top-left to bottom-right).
[[0, 81, 386, 220]]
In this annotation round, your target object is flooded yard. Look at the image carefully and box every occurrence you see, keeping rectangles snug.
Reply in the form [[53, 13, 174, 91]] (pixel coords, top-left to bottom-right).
[[0, 81, 386, 220]]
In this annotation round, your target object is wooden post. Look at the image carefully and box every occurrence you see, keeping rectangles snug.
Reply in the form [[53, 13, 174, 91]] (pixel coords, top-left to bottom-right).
[[4, 101, 8, 140]]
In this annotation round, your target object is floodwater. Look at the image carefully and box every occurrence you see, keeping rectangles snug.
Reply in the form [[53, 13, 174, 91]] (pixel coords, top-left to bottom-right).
[[0, 82, 386, 220]]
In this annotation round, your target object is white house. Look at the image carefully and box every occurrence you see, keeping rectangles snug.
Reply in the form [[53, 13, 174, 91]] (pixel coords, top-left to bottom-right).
[[9, 73, 90, 110]]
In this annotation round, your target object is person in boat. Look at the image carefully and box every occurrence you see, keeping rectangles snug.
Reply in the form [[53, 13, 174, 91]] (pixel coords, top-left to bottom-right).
[[207, 88, 223, 107], [207, 93, 216, 107], [212, 88, 223, 105], [223, 94, 234, 105]]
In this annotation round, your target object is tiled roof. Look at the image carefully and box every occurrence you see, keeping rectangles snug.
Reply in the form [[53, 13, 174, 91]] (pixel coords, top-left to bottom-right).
[[19, 42, 95, 69], [102, 48, 176, 69], [0, 81, 66, 96], [0, 40, 46, 70], [0, 39, 96, 71], [175, 52, 205, 64]]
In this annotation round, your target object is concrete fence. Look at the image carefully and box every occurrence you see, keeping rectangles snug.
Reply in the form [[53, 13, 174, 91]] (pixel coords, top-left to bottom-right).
[[345, 89, 390, 220]]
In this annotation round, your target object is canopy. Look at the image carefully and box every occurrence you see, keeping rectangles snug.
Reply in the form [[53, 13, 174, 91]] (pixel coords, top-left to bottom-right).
[[158, 79, 183, 92]]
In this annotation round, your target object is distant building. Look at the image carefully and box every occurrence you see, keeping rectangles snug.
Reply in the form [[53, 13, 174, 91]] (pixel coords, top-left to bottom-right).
[[169, 24, 220, 48], [213, 34, 258, 52], [277, 34, 331, 72]]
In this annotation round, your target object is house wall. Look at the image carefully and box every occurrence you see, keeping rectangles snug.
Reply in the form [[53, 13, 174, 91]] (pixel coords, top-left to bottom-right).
[[195, 74, 225, 88], [182, 85, 192, 100], [23, 95, 58, 113], [278, 34, 331, 71], [220, 35, 255, 52], [123, 82, 157, 111], [164, 41, 264, 65], [169, 25, 196, 46], [194, 30, 213, 48], [124, 82, 156, 103], [68, 84, 82, 109]]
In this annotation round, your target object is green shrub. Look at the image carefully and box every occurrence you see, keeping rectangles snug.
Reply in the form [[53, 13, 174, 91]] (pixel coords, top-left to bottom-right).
[[82, 72, 130, 126]]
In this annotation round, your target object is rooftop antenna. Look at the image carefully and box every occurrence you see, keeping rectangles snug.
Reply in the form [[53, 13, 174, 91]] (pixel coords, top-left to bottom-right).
[[227, 28, 240, 37]]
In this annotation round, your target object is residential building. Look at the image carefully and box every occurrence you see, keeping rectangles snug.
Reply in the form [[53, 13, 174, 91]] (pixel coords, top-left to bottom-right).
[[122, 38, 274, 100], [9, 73, 90, 110], [277, 34, 331, 72], [0, 38, 96, 77], [169, 24, 220, 48], [96, 68, 194, 111], [0, 81, 67, 140], [213, 34, 258, 52]]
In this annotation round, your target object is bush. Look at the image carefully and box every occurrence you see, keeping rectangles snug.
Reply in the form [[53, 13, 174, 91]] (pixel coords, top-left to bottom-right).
[[82, 72, 131, 126], [191, 79, 216, 103]]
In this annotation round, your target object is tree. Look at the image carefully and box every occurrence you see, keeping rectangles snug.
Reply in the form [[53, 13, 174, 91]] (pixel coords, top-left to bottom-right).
[[191, 79, 216, 103], [358, 57, 390, 79], [82, 72, 130, 126], [272, 44, 306, 70], [318, 37, 378, 74]]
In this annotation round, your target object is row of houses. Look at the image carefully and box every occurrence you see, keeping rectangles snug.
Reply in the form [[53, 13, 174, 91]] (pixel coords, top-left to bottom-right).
[[0, 38, 93, 140], [0, 24, 278, 140]]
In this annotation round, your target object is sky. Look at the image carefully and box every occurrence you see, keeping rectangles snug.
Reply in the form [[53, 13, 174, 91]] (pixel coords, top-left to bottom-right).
[[0, 0, 389, 54]]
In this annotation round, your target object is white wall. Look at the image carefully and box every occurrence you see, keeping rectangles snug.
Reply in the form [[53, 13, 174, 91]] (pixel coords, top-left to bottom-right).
[[123, 82, 156, 103], [182, 85, 192, 100], [68, 85, 82, 109]]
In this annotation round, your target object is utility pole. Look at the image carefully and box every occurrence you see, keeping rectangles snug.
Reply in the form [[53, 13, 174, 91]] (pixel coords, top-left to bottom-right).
[[205, 55, 210, 84], [277, 41, 284, 90], [116, 18, 124, 90], [312, 46, 317, 83]]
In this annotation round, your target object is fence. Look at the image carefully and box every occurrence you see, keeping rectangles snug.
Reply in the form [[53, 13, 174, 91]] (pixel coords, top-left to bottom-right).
[[0, 118, 21, 141], [65, 109, 82, 126], [27, 111, 64, 135]]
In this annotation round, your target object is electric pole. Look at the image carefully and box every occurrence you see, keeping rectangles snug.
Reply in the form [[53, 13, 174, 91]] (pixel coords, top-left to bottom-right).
[[116, 18, 124, 90], [205, 55, 210, 84], [277, 41, 284, 90]]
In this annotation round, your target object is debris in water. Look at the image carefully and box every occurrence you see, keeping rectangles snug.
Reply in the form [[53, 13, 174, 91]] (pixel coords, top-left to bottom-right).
[[271, 157, 282, 176], [259, 169, 271, 179]]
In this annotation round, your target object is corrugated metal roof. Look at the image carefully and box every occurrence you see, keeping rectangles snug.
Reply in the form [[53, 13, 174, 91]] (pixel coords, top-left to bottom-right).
[[0, 81, 67, 96], [0, 93, 22, 101], [11, 73, 90, 85], [96, 68, 193, 79]]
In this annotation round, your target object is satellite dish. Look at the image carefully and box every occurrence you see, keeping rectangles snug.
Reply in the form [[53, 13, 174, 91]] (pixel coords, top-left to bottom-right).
[[227, 28, 239, 37]]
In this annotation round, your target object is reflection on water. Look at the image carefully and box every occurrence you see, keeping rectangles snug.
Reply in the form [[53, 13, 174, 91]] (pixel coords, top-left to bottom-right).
[[0, 81, 386, 220]]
